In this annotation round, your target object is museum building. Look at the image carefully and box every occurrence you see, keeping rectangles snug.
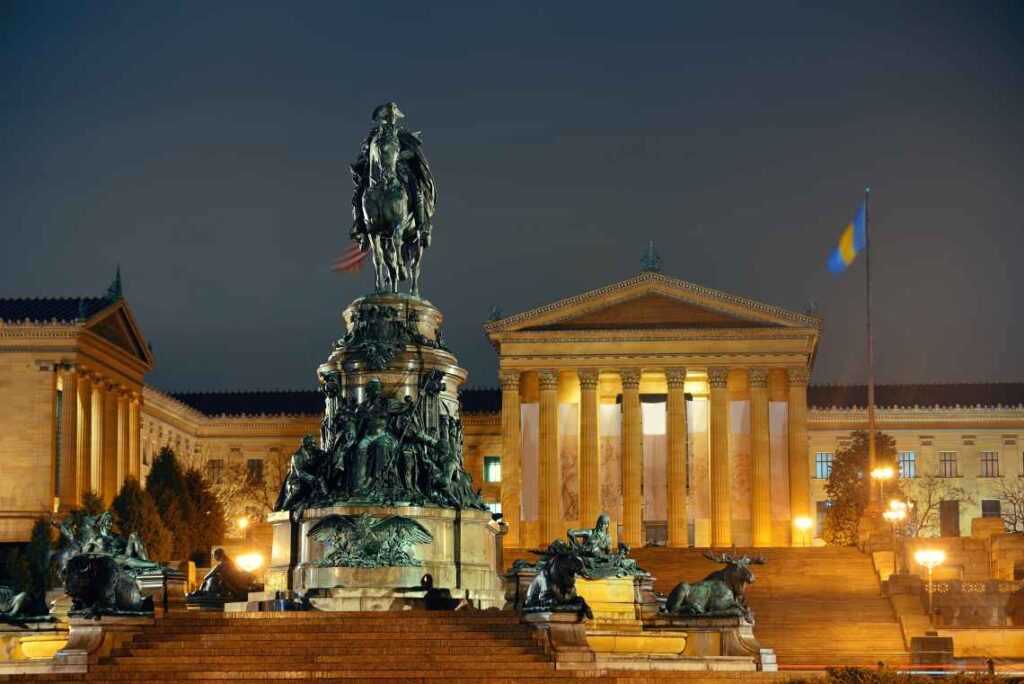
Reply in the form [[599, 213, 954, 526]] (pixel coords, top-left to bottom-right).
[[2, 269, 1023, 547]]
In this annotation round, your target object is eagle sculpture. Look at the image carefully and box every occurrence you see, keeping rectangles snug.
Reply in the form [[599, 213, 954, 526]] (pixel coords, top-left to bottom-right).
[[308, 513, 433, 568]]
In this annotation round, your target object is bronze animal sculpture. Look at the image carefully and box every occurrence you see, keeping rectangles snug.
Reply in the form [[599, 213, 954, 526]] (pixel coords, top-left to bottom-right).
[[308, 513, 432, 568], [662, 552, 765, 620], [523, 551, 593, 620], [0, 585, 28, 619], [64, 554, 152, 619]]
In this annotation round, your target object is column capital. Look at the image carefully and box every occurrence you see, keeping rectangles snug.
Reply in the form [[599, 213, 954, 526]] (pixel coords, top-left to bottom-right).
[[787, 367, 810, 387], [748, 367, 770, 388], [538, 369, 559, 390], [577, 368, 600, 389], [707, 367, 729, 389], [498, 370, 521, 390], [665, 367, 687, 389], [619, 368, 641, 389]]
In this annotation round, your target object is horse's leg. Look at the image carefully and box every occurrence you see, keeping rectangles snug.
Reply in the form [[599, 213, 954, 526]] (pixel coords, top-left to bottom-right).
[[370, 235, 386, 291], [384, 235, 400, 293]]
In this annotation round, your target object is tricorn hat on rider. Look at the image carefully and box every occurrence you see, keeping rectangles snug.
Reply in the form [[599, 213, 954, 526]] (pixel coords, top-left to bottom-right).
[[372, 102, 404, 124]]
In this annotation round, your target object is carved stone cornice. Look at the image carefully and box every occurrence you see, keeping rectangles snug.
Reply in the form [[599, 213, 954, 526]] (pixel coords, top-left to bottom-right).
[[619, 368, 641, 389], [748, 367, 769, 388], [577, 368, 600, 390], [538, 370, 559, 391], [498, 370, 521, 390], [787, 367, 810, 387], [665, 367, 687, 389], [707, 367, 730, 389]]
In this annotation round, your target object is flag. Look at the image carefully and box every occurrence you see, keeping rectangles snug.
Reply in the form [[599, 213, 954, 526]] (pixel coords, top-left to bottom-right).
[[827, 202, 867, 275], [332, 243, 369, 273]]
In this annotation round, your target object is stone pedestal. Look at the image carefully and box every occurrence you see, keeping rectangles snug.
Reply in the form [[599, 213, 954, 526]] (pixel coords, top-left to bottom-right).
[[136, 570, 189, 614], [0, 622, 67, 662], [265, 504, 505, 610], [522, 612, 595, 668], [649, 615, 773, 671], [53, 615, 153, 667]]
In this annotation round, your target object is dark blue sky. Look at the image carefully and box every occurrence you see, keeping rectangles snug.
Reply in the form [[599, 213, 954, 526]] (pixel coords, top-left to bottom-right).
[[2, 2, 1022, 391]]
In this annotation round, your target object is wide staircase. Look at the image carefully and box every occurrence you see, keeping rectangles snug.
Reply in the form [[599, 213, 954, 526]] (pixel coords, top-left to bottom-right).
[[630, 546, 908, 668], [6, 611, 793, 683]]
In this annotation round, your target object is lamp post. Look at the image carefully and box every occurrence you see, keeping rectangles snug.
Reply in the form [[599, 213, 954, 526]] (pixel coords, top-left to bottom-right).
[[794, 516, 813, 547], [870, 466, 894, 511], [882, 508, 905, 576], [915, 549, 946, 617]]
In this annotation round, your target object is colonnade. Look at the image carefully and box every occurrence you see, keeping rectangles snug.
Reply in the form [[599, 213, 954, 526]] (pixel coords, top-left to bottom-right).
[[498, 366, 812, 549], [56, 363, 142, 507]]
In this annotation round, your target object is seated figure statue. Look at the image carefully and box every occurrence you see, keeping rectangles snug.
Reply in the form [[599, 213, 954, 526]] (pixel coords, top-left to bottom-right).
[[188, 549, 260, 602], [274, 435, 329, 513], [564, 513, 646, 579], [81, 512, 164, 574]]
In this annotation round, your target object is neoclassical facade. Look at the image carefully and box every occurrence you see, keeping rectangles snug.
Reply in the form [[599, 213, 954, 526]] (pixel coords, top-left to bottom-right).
[[2, 271, 1022, 550]]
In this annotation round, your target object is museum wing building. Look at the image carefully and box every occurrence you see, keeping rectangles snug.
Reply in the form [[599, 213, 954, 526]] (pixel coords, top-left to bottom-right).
[[2, 271, 1022, 547]]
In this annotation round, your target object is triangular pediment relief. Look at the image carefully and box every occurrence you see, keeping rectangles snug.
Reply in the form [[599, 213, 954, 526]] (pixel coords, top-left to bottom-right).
[[85, 302, 154, 368], [486, 272, 820, 334]]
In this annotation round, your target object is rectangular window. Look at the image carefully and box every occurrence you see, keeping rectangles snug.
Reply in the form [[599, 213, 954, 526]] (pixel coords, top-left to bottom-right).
[[485, 502, 502, 516], [483, 456, 501, 483], [814, 453, 833, 480], [938, 451, 958, 478], [897, 451, 917, 478], [980, 451, 1000, 477], [981, 499, 1001, 518], [206, 459, 225, 485], [246, 458, 264, 485]]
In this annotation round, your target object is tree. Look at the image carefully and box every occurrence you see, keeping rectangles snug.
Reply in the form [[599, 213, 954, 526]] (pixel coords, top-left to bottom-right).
[[112, 477, 172, 562], [183, 468, 225, 565], [146, 447, 200, 561], [996, 478, 1024, 533], [210, 449, 290, 528], [898, 472, 974, 537], [26, 518, 54, 596], [823, 430, 897, 546]]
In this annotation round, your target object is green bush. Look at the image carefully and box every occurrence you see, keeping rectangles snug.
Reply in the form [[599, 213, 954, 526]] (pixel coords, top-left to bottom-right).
[[112, 477, 172, 562]]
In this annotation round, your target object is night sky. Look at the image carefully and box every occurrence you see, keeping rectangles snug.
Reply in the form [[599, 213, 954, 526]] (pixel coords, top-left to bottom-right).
[[2, 2, 1022, 392]]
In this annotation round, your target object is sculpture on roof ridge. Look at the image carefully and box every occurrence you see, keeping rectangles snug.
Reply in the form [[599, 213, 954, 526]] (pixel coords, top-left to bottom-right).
[[350, 102, 437, 297]]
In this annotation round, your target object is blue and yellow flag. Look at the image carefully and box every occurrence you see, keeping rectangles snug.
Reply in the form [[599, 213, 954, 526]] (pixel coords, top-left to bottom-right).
[[827, 202, 868, 274], [828, 203, 867, 275]]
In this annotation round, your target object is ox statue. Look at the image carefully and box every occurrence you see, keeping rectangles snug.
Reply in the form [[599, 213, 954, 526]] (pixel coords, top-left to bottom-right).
[[662, 552, 765, 620]]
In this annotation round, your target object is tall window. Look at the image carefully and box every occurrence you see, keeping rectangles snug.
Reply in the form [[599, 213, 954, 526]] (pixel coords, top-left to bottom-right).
[[938, 451, 958, 478], [206, 459, 225, 485], [981, 499, 1001, 518], [897, 451, 917, 478], [980, 451, 1000, 477], [485, 502, 502, 517], [483, 456, 501, 483], [246, 458, 264, 485], [814, 453, 833, 480]]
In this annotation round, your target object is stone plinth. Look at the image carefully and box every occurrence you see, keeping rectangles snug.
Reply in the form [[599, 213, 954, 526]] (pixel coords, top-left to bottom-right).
[[53, 615, 153, 667], [265, 504, 505, 609], [649, 615, 771, 670], [521, 612, 595, 668], [136, 569, 189, 614], [0, 622, 67, 663]]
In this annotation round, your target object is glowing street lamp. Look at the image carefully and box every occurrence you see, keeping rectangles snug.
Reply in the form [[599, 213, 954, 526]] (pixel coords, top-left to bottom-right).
[[237, 517, 250, 532], [871, 466, 894, 509], [882, 507, 906, 575], [915, 549, 946, 616], [794, 516, 813, 547], [235, 552, 265, 574]]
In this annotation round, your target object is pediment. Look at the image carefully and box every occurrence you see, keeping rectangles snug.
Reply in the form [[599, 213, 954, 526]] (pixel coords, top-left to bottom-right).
[[486, 272, 820, 334], [85, 302, 154, 367]]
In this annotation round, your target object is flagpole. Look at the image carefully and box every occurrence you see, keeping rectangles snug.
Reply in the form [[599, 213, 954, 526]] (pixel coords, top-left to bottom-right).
[[865, 186, 878, 512]]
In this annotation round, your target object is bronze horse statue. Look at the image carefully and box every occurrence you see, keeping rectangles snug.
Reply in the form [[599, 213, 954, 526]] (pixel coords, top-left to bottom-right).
[[351, 103, 436, 297]]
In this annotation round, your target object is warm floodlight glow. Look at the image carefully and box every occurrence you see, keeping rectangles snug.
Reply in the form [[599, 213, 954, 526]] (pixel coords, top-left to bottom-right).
[[871, 467, 894, 481], [915, 549, 945, 569], [889, 499, 907, 511], [882, 509, 905, 523], [235, 552, 264, 573], [237, 517, 250, 531], [794, 516, 813, 531]]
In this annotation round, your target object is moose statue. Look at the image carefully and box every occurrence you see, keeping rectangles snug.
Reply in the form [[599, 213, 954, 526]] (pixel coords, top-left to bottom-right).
[[662, 552, 765, 621]]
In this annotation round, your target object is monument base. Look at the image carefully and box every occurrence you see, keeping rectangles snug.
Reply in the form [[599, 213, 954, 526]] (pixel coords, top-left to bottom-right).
[[264, 504, 505, 610]]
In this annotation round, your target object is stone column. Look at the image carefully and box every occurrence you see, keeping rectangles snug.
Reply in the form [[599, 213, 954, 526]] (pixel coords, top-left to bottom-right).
[[90, 380, 104, 500], [129, 394, 141, 479], [577, 368, 601, 528], [102, 384, 119, 504], [538, 370, 562, 544], [749, 367, 772, 547], [499, 370, 523, 547], [58, 365, 79, 505], [666, 367, 689, 547], [620, 368, 643, 547], [787, 367, 811, 542], [117, 391, 129, 488], [708, 367, 731, 547], [75, 371, 92, 501]]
